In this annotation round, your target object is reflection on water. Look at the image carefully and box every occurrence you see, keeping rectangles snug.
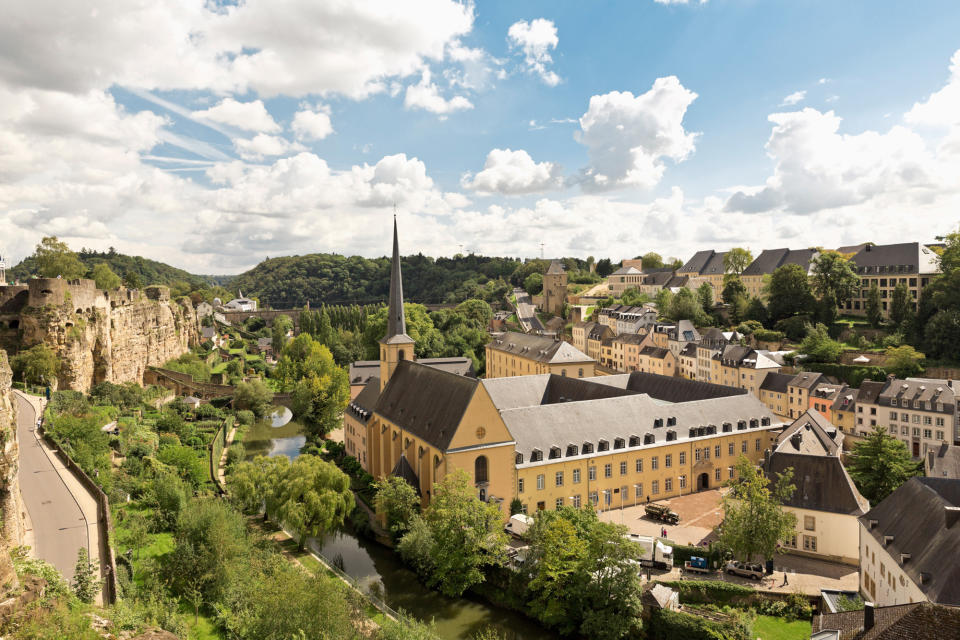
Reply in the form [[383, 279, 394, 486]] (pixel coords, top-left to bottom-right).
[[244, 419, 557, 640], [269, 406, 293, 427]]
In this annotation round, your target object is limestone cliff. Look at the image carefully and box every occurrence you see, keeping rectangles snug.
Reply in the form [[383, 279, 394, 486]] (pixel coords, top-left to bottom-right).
[[0, 350, 20, 594], [14, 279, 199, 391]]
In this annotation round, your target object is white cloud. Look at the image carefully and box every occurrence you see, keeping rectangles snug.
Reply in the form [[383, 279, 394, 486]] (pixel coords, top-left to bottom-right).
[[233, 134, 305, 160], [905, 49, 960, 129], [818, 77, 831, 84], [507, 19, 561, 86], [192, 98, 280, 133], [0, 0, 476, 99], [404, 69, 473, 115], [576, 77, 699, 190], [291, 106, 334, 141], [462, 148, 564, 195], [780, 90, 806, 106]]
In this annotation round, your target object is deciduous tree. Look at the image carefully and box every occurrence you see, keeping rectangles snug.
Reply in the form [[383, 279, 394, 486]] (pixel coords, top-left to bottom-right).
[[228, 455, 290, 522], [10, 343, 60, 386], [799, 323, 843, 363], [90, 263, 122, 290], [890, 282, 914, 328], [847, 427, 923, 504], [33, 236, 86, 280], [767, 264, 816, 322], [234, 380, 274, 418], [696, 282, 713, 314], [865, 283, 882, 328], [640, 252, 663, 269], [811, 251, 859, 324], [884, 345, 924, 378], [723, 247, 753, 275], [274, 455, 354, 551], [374, 475, 420, 541], [720, 457, 796, 563]]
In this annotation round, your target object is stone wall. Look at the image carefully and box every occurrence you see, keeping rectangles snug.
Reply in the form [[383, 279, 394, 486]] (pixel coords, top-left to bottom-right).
[[15, 284, 199, 391], [0, 350, 22, 595]]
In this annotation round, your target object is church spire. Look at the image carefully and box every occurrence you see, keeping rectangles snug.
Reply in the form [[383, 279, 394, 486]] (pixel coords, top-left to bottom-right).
[[384, 215, 409, 341]]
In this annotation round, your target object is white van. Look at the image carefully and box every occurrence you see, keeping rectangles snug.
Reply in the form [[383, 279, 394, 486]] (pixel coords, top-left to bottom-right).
[[504, 513, 534, 538]]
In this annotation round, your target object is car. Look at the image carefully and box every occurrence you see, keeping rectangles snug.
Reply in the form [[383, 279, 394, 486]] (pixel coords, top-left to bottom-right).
[[724, 560, 764, 580]]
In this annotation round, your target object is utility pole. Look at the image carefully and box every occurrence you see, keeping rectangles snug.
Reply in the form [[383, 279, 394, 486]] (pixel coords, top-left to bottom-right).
[[539, 241, 544, 259]]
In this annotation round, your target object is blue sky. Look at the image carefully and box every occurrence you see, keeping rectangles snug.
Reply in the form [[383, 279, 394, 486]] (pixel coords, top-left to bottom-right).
[[1, 0, 959, 273]]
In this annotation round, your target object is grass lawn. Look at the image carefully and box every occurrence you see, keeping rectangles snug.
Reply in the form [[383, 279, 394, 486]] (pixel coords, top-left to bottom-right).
[[753, 615, 811, 640]]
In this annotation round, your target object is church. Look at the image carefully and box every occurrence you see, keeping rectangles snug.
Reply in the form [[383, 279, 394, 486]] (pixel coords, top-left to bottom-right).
[[345, 221, 787, 516]]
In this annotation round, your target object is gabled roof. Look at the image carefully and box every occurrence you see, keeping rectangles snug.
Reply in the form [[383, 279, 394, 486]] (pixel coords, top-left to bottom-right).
[[375, 360, 479, 451], [860, 477, 960, 605], [610, 265, 644, 276], [850, 242, 940, 275], [742, 248, 818, 276], [790, 372, 825, 390], [926, 443, 960, 480], [391, 455, 421, 497], [766, 451, 869, 516], [347, 377, 380, 424], [589, 371, 746, 402], [700, 251, 727, 275], [813, 602, 960, 640], [878, 378, 956, 414], [486, 332, 594, 364], [640, 346, 672, 360], [349, 357, 474, 386], [679, 250, 715, 274], [546, 260, 566, 275], [857, 379, 887, 404], [679, 342, 698, 357], [642, 270, 676, 287], [760, 372, 793, 393], [775, 409, 842, 456]]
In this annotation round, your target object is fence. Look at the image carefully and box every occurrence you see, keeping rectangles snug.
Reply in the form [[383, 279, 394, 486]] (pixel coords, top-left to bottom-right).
[[35, 420, 119, 604]]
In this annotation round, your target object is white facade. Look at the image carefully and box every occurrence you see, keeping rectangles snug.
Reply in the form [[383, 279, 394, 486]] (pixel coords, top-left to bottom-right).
[[782, 506, 861, 565], [859, 522, 928, 606]]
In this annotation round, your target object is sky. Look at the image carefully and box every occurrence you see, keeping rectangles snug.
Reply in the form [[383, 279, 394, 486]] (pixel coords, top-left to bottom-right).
[[1, 0, 960, 274]]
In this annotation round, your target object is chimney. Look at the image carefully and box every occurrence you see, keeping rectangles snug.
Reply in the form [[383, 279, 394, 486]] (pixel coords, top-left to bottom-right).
[[946, 506, 960, 529], [864, 602, 875, 631], [791, 432, 802, 450], [928, 450, 935, 473]]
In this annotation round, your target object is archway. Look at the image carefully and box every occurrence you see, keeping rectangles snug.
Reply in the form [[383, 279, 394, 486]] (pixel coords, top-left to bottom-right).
[[697, 472, 709, 492]]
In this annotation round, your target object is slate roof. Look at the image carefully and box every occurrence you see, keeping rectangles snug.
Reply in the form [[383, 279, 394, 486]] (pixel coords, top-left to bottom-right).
[[701, 251, 727, 275], [679, 343, 698, 358], [640, 346, 672, 360], [715, 344, 781, 369], [742, 248, 818, 276], [877, 378, 955, 415], [856, 380, 887, 404], [642, 271, 676, 287], [813, 602, 960, 640], [588, 371, 746, 402], [375, 360, 479, 451], [486, 332, 594, 364], [610, 266, 644, 276], [349, 360, 380, 385], [849, 243, 941, 275], [391, 455, 421, 496], [346, 377, 380, 424], [506, 392, 779, 464], [926, 443, 960, 480], [383, 217, 414, 345], [766, 451, 869, 515], [790, 372, 825, 390], [546, 260, 566, 275], [613, 333, 647, 346], [859, 477, 960, 606], [832, 389, 857, 413], [760, 372, 793, 394], [680, 250, 716, 274], [349, 357, 474, 386], [774, 409, 842, 456], [666, 275, 689, 288]]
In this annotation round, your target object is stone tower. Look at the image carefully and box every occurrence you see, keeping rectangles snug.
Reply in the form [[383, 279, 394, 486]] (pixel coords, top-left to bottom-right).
[[542, 259, 568, 317], [379, 217, 415, 391]]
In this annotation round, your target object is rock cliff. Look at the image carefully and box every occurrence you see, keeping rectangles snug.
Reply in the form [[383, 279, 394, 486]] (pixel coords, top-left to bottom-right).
[[12, 280, 199, 391], [0, 350, 20, 594]]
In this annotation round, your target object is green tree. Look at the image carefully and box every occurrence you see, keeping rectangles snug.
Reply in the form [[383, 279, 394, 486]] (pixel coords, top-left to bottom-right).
[[158, 444, 207, 487], [526, 512, 589, 630], [402, 469, 507, 597], [90, 262, 121, 290], [924, 309, 960, 360], [234, 379, 274, 418], [33, 236, 86, 280], [936, 224, 960, 274], [720, 457, 796, 563], [524, 272, 544, 295], [884, 345, 925, 379], [847, 427, 923, 504], [72, 546, 101, 603], [890, 282, 914, 328], [696, 282, 713, 314], [274, 455, 354, 551], [640, 252, 664, 269], [228, 455, 290, 521], [723, 247, 753, 274], [799, 323, 843, 363], [653, 288, 673, 318], [619, 288, 650, 307], [744, 297, 769, 326], [121, 512, 150, 561], [667, 288, 709, 325], [721, 274, 747, 305], [362, 303, 445, 360], [122, 270, 142, 289], [272, 314, 293, 353], [595, 258, 614, 277], [454, 299, 493, 328], [374, 476, 420, 541], [767, 263, 816, 322], [10, 343, 60, 386], [811, 251, 859, 324], [865, 283, 882, 328]]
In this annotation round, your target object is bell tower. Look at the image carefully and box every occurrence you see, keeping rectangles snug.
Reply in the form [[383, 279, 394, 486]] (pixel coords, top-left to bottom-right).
[[380, 216, 415, 390]]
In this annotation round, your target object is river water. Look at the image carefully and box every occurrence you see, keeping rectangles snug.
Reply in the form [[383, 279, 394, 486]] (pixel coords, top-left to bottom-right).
[[243, 414, 557, 640]]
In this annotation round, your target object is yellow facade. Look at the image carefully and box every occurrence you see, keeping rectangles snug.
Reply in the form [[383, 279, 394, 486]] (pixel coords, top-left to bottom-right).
[[514, 429, 776, 513], [484, 344, 595, 378], [637, 350, 677, 377], [760, 388, 789, 419]]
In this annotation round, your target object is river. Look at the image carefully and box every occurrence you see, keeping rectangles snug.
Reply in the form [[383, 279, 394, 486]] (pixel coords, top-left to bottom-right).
[[243, 412, 558, 640]]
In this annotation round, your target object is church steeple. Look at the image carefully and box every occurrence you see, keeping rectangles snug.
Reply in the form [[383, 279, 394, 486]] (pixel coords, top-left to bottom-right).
[[379, 215, 415, 390]]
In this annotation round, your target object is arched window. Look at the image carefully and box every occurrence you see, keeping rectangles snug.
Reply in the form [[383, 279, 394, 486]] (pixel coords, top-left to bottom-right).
[[398, 349, 406, 361], [475, 455, 488, 483]]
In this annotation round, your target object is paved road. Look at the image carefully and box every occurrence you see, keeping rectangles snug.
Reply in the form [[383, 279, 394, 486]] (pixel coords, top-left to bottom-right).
[[513, 288, 545, 333], [16, 393, 90, 582]]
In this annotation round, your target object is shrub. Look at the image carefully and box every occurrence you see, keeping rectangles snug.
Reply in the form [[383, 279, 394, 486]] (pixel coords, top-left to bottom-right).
[[235, 409, 255, 426], [658, 579, 755, 605], [753, 329, 785, 343], [648, 608, 752, 640]]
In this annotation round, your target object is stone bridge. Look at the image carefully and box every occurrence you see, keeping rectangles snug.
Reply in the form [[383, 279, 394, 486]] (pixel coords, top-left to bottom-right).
[[144, 367, 293, 408]]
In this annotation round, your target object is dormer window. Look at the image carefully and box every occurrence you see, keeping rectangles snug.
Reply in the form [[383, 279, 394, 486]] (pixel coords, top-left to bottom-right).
[[629, 435, 641, 447], [667, 417, 677, 427], [598, 439, 609, 452], [749, 419, 759, 429], [644, 434, 655, 445], [582, 442, 594, 454], [722, 422, 732, 432], [516, 453, 524, 464], [737, 420, 746, 430], [549, 446, 561, 460], [654, 418, 664, 428], [761, 417, 771, 426], [614, 438, 625, 449], [666, 430, 676, 441], [531, 449, 543, 463], [566, 444, 579, 457]]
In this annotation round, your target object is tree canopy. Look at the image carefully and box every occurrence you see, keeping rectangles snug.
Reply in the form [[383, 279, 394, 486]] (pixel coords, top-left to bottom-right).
[[798, 322, 843, 363], [847, 427, 923, 504], [32, 236, 86, 280], [767, 263, 816, 323], [720, 456, 796, 562], [723, 247, 753, 274], [273, 454, 354, 550], [811, 251, 859, 324], [10, 343, 60, 386]]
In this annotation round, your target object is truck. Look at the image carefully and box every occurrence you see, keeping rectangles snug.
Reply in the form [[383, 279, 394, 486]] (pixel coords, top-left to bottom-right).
[[624, 533, 674, 570], [683, 556, 713, 574], [644, 503, 680, 525]]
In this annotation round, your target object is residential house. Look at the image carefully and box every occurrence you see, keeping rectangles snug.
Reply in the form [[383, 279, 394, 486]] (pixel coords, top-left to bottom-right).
[[844, 243, 941, 318], [926, 443, 960, 479], [678, 250, 727, 301], [766, 410, 868, 564], [810, 382, 849, 423], [585, 323, 615, 363], [195, 301, 213, 317], [571, 321, 595, 353], [696, 328, 730, 382], [812, 601, 960, 640], [853, 380, 886, 437], [859, 477, 960, 606], [787, 372, 827, 419], [741, 248, 818, 300], [608, 265, 645, 296], [637, 346, 677, 377], [223, 293, 257, 311], [856, 377, 956, 458], [485, 332, 594, 379], [759, 372, 792, 418], [666, 320, 700, 358], [711, 345, 782, 396], [831, 388, 859, 440], [678, 343, 698, 380]]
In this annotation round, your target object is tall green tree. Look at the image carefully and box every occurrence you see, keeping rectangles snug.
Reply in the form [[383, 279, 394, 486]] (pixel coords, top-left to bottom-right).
[[228, 455, 290, 521], [890, 282, 914, 328], [234, 380, 274, 418], [884, 345, 925, 379], [767, 263, 816, 322], [720, 457, 796, 562], [924, 309, 960, 360], [865, 283, 882, 328], [721, 274, 747, 304], [799, 323, 843, 363], [847, 427, 923, 504], [524, 272, 544, 295], [272, 314, 293, 353], [723, 247, 753, 274], [640, 252, 664, 269], [667, 288, 709, 325], [696, 282, 714, 314], [10, 343, 60, 386], [374, 476, 420, 541], [595, 258, 614, 277], [72, 547, 102, 603], [362, 302, 445, 360], [744, 297, 769, 326], [811, 251, 859, 324], [90, 263, 122, 290], [936, 224, 960, 274], [274, 455, 354, 551], [33, 236, 86, 280]]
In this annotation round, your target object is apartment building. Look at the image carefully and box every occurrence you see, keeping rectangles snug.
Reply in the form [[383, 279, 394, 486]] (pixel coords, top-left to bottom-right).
[[859, 477, 960, 607], [857, 377, 956, 458], [678, 250, 728, 301], [787, 372, 827, 419], [759, 372, 792, 418], [571, 321, 595, 353], [608, 265, 645, 296], [710, 345, 782, 396], [844, 243, 941, 317], [678, 343, 698, 380], [485, 332, 595, 379], [609, 333, 651, 372], [586, 323, 615, 362], [637, 346, 677, 376], [596, 304, 658, 335], [740, 248, 818, 300], [809, 382, 849, 423]]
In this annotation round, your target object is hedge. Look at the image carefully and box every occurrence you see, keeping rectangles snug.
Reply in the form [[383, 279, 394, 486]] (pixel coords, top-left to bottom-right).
[[647, 608, 752, 640], [670, 542, 726, 569], [657, 580, 755, 605], [803, 362, 888, 387]]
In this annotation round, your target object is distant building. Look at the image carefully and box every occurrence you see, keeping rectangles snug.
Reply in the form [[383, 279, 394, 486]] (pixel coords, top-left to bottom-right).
[[843, 243, 941, 318], [195, 301, 213, 317], [608, 265, 644, 296], [485, 332, 594, 379], [740, 248, 818, 300], [859, 477, 960, 607], [812, 601, 960, 640], [678, 250, 727, 302], [542, 260, 568, 316], [223, 292, 257, 312]]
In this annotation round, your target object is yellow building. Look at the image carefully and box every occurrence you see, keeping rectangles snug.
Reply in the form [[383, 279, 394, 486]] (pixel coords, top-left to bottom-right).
[[586, 323, 614, 362], [485, 332, 595, 379], [678, 343, 697, 380], [637, 346, 676, 377], [740, 248, 818, 301], [842, 243, 940, 318], [678, 250, 727, 302], [787, 372, 826, 419], [710, 345, 782, 396]]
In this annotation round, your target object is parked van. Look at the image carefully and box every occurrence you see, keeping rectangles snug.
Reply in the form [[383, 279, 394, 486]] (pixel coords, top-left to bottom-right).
[[504, 513, 534, 538], [624, 533, 674, 570]]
